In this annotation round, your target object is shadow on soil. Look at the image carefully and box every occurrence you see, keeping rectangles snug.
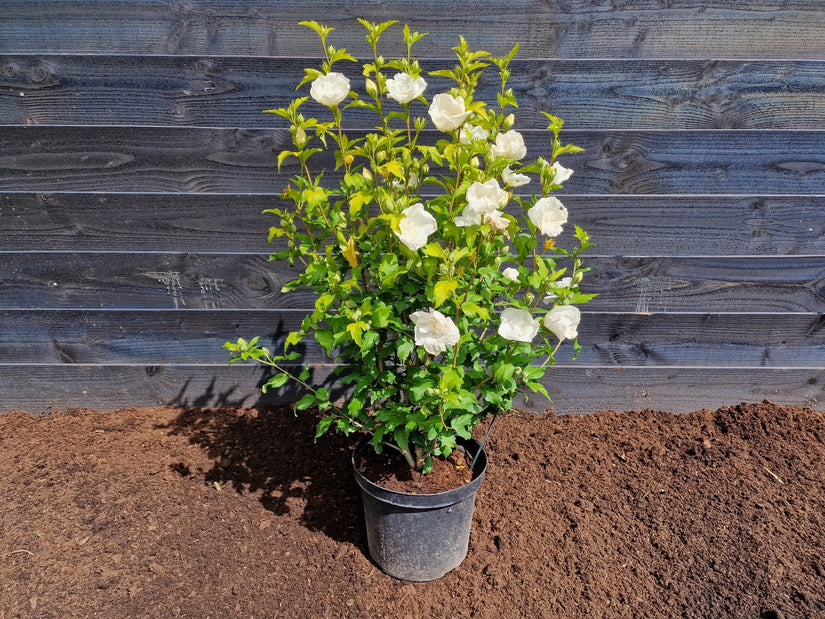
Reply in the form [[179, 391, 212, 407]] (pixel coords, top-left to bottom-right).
[[159, 403, 368, 553]]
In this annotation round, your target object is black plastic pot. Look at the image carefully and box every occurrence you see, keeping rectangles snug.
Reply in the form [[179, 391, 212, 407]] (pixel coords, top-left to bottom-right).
[[352, 437, 488, 581]]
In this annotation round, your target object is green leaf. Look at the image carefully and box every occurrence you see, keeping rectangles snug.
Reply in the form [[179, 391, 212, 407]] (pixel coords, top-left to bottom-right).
[[494, 362, 516, 383], [315, 329, 334, 354], [422, 243, 445, 258], [393, 426, 410, 455], [526, 381, 550, 399], [285, 331, 304, 349], [433, 279, 457, 308], [450, 413, 474, 439], [315, 416, 335, 438], [461, 300, 490, 320], [396, 337, 415, 362], [294, 393, 316, 410], [267, 373, 290, 390], [439, 368, 464, 391], [346, 321, 367, 347]]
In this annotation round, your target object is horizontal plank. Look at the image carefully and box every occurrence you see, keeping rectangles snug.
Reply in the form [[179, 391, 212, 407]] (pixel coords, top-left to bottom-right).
[[1, 2, 825, 59], [1, 310, 822, 368], [1, 253, 823, 313], [0, 364, 820, 415], [4, 56, 825, 130], [1, 127, 824, 195], [3, 193, 823, 257]]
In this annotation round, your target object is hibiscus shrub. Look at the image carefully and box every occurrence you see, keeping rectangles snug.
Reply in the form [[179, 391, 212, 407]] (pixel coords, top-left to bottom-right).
[[225, 19, 595, 472]]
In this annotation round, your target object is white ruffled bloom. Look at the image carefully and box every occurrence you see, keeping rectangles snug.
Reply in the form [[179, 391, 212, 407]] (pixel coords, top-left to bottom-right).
[[386, 73, 427, 105], [410, 308, 460, 356], [428, 93, 471, 132], [395, 202, 437, 251], [527, 196, 568, 237], [310, 72, 350, 107], [456, 179, 510, 229], [502, 267, 520, 282], [460, 124, 489, 144], [502, 166, 530, 187], [491, 130, 527, 161], [498, 307, 540, 343], [551, 161, 574, 184], [466, 179, 508, 215], [543, 305, 581, 341]]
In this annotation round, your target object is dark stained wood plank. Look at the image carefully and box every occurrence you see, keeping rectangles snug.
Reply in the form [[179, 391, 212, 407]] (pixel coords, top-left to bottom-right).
[[0, 364, 820, 415], [1, 1, 824, 59], [0, 193, 275, 253], [4, 56, 825, 130], [1, 127, 824, 195], [4, 193, 824, 256], [2, 310, 822, 368], [1, 253, 823, 312]]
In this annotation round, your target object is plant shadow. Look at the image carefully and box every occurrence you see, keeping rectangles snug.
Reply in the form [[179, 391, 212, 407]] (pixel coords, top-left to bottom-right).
[[159, 403, 368, 553]]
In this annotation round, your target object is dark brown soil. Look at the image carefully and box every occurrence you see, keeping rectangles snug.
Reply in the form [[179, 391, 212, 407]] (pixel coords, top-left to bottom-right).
[[1, 401, 823, 618], [357, 444, 474, 494]]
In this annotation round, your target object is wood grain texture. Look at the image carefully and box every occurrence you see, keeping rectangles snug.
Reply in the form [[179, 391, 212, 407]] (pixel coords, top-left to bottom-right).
[[3, 193, 824, 256], [1, 1, 823, 414], [1, 253, 823, 313], [2, 310, 822, 368], [1, 1, 824, 59], [0, 364, 820, 415], [2, 127, 824, 195], [4, 56, 825, 130]]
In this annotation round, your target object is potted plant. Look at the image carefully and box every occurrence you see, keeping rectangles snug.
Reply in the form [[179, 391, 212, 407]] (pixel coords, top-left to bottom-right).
[[225, 19, 595, 581]]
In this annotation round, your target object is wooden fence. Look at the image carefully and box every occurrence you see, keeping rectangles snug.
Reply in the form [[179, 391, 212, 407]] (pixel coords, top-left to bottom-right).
[[1, 1, 823, 414]]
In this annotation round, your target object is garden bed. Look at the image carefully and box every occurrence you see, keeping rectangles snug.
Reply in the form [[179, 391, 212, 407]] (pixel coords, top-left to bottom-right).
[[1, 400, 822, 618]]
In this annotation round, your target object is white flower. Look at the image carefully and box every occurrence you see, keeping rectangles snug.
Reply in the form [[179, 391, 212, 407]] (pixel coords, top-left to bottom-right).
[[551, 161, 574, 184], [527, 196, 568, 237], [428, 93, 471, 132], [454, 206, 481, 228], [395, 202, 437, 251], [542, 277, 574, 304], [498, 307, 540, 343], [410, 308, 460, 356], [386, 72, 427, 105], [502, 165, 530, 188], [491, 130, 527, 161], [466, 179, 508, 215], [502, 267, 520, 282], [460, 124, 489, 144], [543, 305, 581, 341], [310, 72, 350, 107]]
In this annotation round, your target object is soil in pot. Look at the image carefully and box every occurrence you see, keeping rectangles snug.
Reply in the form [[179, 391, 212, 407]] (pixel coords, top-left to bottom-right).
[[356, 443, 474, 494]]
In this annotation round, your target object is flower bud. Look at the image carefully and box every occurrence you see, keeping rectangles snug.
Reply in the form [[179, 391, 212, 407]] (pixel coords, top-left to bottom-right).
[[293, 126, 307, 148], [365, 78, 378, 97], [362, 168, 373, 182], [504, 113, 516, 130], [470, 156, 480, 168]]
